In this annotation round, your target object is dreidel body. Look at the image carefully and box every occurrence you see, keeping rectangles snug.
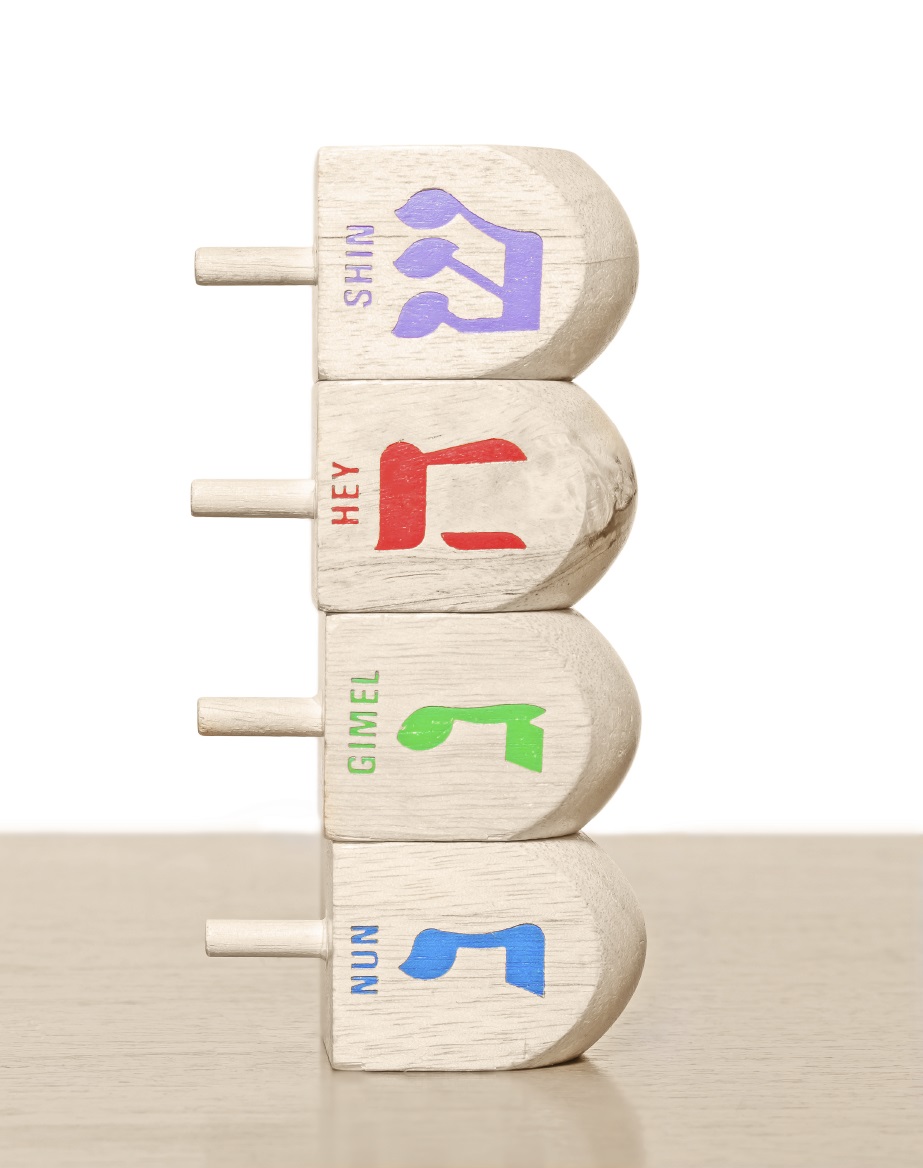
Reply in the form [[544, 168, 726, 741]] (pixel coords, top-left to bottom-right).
[[194, 143, 647, 1075], [198, 610, 640, 841], [196, 146, 637, 381], [192, 379, 636, 612], [206, 834, 646, 1071]]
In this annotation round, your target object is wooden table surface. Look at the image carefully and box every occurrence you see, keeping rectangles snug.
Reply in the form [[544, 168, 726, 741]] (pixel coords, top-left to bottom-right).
[[0, 835, 919, 1167]]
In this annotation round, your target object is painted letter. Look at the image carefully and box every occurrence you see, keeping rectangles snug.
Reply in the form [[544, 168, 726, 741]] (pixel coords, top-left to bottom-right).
[[331, 506, 359, 525], [332, 463, 359, 479], [399, 924, 545, 996], [349, 711, 378, 738], [347, 756, 376, 774], [376, 438, 527, 551], [396, 704, 545, 772], [346, 227, 374, 247], [391, 189, 542, 338]]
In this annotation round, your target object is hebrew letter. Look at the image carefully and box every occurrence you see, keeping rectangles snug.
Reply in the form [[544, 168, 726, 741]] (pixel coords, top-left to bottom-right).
[[396, 704, 545, 772], [376, 438, 527, 551], [399, 924, 545, 996], [391, 189, 542, 338]]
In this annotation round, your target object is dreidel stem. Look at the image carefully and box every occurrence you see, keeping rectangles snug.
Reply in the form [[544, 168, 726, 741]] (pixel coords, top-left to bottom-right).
[[197, 696, 323, 737], [191, 479, 316, 518], [206, 919, 327, 958], [195, 247, 317, 286]]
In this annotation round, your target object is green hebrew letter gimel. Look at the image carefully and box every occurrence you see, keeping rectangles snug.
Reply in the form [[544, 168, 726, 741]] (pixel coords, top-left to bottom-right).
[[396, 704, 545, 772]]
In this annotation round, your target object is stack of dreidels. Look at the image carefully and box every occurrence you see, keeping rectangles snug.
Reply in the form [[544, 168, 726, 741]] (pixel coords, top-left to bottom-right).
[[194, 147, 645, 1071]]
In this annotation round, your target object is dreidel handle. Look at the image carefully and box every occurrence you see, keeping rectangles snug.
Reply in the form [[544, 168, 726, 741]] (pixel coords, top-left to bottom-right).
[[197, 696, 323, 736], [191, 479, 316, 518], [206, 919, 327, 958], [194, 247, 317, 286]]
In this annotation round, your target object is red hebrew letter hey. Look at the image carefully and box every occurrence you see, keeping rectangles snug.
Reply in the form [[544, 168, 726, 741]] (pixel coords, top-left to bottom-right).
[[375, 439, 528, 551]]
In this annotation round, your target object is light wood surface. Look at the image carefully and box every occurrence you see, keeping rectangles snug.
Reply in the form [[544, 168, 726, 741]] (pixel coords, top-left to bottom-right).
[[0, 835, 917, 1166], [191, 478, 317, 518], [195, 246, 317, 285], [320, 836, 645, 1070], [313, 146, 637, 381], [322, 613, 639, 841], [206, 918, 328, 958], [313, 379, 636, 612], [206, 837, 645, 1070], [198, 611, 640, 840], [197, 695, 323, 737], [192, 379, 636, 612], [195, 144, 640, 382]]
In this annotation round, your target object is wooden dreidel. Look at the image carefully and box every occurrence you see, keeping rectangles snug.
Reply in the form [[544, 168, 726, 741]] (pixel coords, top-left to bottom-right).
[[192, 379, 636, 613], [198, 611, 640, 841], [205, 835, 646, 1071], [195, 146, 637, 381]]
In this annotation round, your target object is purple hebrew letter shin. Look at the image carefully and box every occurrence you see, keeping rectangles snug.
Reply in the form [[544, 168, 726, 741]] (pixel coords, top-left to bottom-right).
[[392, 189, 542, 339]]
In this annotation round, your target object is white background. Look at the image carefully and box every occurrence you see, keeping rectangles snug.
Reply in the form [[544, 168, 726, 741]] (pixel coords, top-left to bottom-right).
[[1, 2, 920, 832]]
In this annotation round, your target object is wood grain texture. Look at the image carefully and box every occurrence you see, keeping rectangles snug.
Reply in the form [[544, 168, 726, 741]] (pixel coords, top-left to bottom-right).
[[197, 695, 323, 737], [0, 835, 918, 1166], [206, 837, 645, 1070], [191, 380, 635, 611], [314, 146, 637, 380], [320, 836, 645, 1070], [191, 478, 316, 518], [200, 612, 641, 839], [195, 246, 316, 285], [206, 918, 327, 958], [312, 379, 636, 612], [320, 611, 639, 841]]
